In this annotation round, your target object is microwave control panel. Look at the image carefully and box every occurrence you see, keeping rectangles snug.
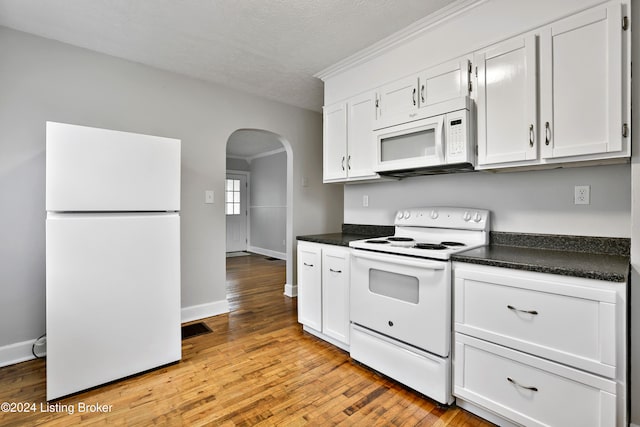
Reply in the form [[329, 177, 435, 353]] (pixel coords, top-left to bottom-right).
[[446, 109, 472, 163]]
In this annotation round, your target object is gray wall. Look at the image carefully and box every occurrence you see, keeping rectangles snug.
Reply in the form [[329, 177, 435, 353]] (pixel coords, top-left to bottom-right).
[[345, 164, 630, 237], [249, 151, 286, 256], [0, 27, 343, 358]]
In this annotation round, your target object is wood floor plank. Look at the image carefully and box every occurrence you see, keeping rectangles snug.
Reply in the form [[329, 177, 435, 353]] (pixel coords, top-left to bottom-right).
[[0, 254, 493, 426]]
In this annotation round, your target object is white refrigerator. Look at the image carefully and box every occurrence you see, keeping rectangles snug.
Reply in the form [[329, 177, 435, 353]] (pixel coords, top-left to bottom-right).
[[45, 122, 182, 400]]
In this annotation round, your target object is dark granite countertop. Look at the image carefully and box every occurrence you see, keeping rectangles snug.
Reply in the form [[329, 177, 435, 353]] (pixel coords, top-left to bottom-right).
[[297, 224, 394, 247], [452, 244, 630, 283], [298, 226, 630, 283], [296, 232, 371, 247]]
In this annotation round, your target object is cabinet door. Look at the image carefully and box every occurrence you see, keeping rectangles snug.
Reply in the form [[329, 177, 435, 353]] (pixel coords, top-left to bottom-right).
[[540, 4, 623, 159], [297, 243, 322, 331], [322, 247, 350, 345], [419, 57, 470, 108], [323, 102, 348, 182], [475, 35, 537, 166], [376, 75, 419, 129], [347, 92, 378, 181]]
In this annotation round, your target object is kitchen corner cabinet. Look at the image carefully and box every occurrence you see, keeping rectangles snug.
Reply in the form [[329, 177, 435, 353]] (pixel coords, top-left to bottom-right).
[[475, 2, 629, 170], [297, 241, 350, 350], [374, 57, 471, 130], [323, 92, 379, 183], [453, 263, 626, 427], [475, 35, 538, 167]]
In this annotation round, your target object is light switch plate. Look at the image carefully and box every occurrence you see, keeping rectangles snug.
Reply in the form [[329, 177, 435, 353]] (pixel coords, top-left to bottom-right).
[[205, 190, 214, 204]]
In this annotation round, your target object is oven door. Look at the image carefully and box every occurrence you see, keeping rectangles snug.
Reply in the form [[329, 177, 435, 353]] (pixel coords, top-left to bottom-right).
[[374, 115, 445, 172], [350, 249, 451, 357]]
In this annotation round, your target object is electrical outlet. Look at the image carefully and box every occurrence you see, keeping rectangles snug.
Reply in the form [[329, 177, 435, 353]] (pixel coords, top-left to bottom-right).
[[363, 195, 369, 207], [574, 185, 590, 205]]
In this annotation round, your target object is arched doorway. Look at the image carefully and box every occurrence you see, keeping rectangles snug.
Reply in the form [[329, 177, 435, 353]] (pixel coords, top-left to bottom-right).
[[225, 129, 294, 296]]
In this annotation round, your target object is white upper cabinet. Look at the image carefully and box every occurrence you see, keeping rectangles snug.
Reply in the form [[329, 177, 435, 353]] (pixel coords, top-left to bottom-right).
[[540, 4, 626, 161], [323, 93, 380, 183], [375, 75, 419, 129], [322, 102, 348, 182], [475, 35, 538, 167], [375, 57, 470, 130], [347, 92, 379, 181], [419, 58, 470, 108]]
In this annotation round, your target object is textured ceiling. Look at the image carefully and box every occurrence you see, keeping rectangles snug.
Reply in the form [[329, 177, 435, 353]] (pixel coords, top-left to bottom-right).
[[0, 0, 457, 112]]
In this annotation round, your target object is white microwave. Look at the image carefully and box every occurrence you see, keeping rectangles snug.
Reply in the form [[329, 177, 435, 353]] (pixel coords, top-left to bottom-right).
[[374, 97, 474, 177]]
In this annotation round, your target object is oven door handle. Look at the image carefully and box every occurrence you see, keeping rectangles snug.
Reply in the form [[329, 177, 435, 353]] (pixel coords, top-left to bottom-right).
[[351, 250, 446, 270]]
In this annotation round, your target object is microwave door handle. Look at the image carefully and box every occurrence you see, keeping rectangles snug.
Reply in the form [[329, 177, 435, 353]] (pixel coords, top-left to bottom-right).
[[437, 117, 445, 162], [351, 249, 445, 270]]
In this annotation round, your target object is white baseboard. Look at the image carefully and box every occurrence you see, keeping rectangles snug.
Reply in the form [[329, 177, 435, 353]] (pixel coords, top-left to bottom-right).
[[0, 339, 39, 368], [181, 299, 229, 323], [284, 283, 297, 297], [0, 300, 230, 369], [247, 245, 286, 260]]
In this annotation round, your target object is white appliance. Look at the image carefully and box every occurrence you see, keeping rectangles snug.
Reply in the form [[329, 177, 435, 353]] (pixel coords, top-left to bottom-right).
[[373, 97, 475, 178], [349, 206, 489, 405], [45, 122, 181, 401]]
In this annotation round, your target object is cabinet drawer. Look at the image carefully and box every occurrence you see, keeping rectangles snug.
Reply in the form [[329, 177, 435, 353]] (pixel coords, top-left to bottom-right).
[[454, 334, 616, 427], [454, 267, 616, 378]]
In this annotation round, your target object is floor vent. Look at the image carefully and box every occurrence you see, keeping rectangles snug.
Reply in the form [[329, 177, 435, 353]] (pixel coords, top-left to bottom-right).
[[181, 322, 212, 340]]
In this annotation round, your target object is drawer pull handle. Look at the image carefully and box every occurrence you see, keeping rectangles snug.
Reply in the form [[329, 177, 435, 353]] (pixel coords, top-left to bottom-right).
[[303, 262, 314, 267], [507, 377, 538, 392], [507, 305, 538, 315], [329, 268, 342, 273]]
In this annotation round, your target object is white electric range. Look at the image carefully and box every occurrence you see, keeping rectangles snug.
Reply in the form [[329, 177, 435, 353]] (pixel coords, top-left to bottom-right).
[[348, 206, 490, 405]]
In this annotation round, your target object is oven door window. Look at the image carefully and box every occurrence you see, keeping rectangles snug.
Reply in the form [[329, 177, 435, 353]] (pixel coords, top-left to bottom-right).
[[369, 268, 419, 304]]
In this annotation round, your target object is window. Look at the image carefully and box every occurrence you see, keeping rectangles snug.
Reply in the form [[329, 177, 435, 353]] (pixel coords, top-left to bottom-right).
[[225, 179, 241, 215]]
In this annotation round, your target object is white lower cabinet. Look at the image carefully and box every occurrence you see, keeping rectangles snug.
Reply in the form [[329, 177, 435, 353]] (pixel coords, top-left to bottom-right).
[[297, 241, 350, 350], [455, 334, 616, 427], [297, 242, 322, 331], [453, 263, 626, 427]]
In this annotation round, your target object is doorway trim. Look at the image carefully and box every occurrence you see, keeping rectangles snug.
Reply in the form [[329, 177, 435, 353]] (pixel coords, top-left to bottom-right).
[[225, 170, 250, 253], [225, 129, 295, 298]]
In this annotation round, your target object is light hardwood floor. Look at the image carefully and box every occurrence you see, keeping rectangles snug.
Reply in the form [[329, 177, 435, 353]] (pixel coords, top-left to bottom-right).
[[0, 254, 493, 426]]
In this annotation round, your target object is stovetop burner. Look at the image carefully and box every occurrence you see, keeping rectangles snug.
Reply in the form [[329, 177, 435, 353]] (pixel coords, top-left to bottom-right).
[[365, 239, 391, 244], [387, 237, 415, 242], [440, 241, 466, 247], [414, 243, 448, 250]]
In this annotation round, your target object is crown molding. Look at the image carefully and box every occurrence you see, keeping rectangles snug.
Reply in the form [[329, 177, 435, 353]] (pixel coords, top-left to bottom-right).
[[227, 147, 286, 163], [314, 0, 486, 81]]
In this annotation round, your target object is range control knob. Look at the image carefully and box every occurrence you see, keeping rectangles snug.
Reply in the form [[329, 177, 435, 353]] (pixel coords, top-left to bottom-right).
[[404, 210, 411, 219], [396, 211, 404, 220], [473, 212, 483, 223], [430, 210, 439, 219], [463, 211, 471, 222]]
